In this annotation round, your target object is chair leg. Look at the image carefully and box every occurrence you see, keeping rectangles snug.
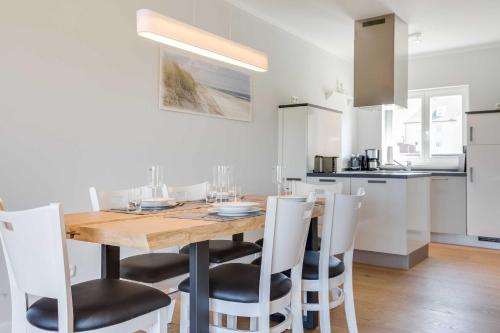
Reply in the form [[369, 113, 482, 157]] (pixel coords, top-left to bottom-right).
[[250, 317, 258, 331], [213, 312, 222, 326], [149, 308, 167, 333], [292, 286, 304, 333], [180, 292, 189, 333], [344, 279, 358, 333], [166, 297, 176, 324], [227, 315, 238, 329], [319, 285, 331, 333]]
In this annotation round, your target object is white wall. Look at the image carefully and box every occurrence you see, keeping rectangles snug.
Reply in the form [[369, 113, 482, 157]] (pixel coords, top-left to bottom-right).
[[355, 44, 500, 155], [0, 0, 353, 328], [409, 44, 500, 111]]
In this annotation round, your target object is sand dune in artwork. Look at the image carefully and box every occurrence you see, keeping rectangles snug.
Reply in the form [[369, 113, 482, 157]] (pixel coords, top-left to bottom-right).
[[161, 61, 251, 121]]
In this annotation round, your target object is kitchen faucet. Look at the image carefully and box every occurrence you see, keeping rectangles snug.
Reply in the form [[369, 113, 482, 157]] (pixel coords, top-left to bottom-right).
[[394, 160, 412, 171]]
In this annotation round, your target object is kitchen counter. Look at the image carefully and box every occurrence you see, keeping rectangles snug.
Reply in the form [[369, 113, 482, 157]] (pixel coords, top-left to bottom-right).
[[307, 171, 431, 270], [307, 170, 466, 178]]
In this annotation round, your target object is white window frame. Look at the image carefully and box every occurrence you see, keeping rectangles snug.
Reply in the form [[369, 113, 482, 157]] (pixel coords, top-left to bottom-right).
[[383, 85, 469, 167]]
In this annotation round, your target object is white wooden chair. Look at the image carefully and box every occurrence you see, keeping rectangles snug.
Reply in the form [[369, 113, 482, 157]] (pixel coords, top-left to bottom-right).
[[89, 186, 189, 324], [173, 182, 262, 265], [301, 188, 365, 333], [178, 194, 316, 333], [166, 181, 209, 202], [255, 181, 343, 248], [0, 203, 169, 333]]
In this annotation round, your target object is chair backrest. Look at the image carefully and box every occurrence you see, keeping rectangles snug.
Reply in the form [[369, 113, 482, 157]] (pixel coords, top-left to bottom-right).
[[166, 181, 208, 201], [260, 195, 315, 276], [0, 204, 72, 302], [292, 180, 343, 197], [89, 185, 167, 211], [320, 188, 365, 258]]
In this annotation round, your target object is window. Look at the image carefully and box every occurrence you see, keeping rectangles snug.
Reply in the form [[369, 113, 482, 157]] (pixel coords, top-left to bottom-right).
[[383, 85, 468, 166]]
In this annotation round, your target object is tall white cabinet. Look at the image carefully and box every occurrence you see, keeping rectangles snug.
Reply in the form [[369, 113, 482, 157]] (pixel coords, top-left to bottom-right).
[[278, 104, 342, 181], [467, 111, 500, 237]]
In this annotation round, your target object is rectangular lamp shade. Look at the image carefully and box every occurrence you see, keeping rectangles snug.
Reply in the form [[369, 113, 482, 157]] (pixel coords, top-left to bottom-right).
[[136, 9, 268, 72]]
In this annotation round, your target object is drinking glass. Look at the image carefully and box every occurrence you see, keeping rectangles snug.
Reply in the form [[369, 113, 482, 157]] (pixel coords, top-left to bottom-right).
[[229, 185, 242, 202], [212, 165, 234, 202], [128, 187, 142, 212], [278, 181, 292, 196], [148, 165, 164, 198], [205, 183, 217, 204]]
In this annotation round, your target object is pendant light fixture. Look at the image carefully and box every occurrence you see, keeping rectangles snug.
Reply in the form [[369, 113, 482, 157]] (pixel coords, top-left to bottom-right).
[[136, 9, 268, 72]]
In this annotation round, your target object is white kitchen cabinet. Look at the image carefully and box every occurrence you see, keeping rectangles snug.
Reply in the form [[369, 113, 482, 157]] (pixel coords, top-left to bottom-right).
[[431, 176, 466, 235], [279, 104, 342, 181], [467, 112, 500, 145], [306, 176, 350, 194], [307, 108, 342, 171], [351, 177, 430, 255], [281, 106, 308, 181], [467, 145, 500, 237]]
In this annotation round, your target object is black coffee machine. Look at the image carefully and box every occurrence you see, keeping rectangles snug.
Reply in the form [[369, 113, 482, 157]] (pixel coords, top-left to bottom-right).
[[349, 154, 368, 170]]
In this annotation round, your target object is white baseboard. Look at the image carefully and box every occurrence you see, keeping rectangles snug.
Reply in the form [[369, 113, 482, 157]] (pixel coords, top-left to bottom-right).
[[432, 233, 500, 250], [0, 321, 11, 333]]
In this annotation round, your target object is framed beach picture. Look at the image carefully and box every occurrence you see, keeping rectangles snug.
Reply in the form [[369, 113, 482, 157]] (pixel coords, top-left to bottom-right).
[[159, 49, 253, 122]]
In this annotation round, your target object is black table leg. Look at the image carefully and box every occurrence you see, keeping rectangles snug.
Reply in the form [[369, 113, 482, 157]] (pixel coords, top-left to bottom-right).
[[303, 217, 319, 329], [189, 240, 210, 333], [232, 233, 244, 241], [101, 244, 120, 279]]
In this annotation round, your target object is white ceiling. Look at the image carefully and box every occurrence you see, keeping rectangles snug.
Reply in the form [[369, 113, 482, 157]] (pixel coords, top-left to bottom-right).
[[227, 0, 500, 60]]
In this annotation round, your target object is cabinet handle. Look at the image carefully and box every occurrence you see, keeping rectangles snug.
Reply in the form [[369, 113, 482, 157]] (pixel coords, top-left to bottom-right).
[[319, 179, 336, 183], [368, 180, 387, 184], [469, 167, 473, 183], [433, 178, 449, 181], [469, 126, 474, 142], [286, 177, 302, 181]]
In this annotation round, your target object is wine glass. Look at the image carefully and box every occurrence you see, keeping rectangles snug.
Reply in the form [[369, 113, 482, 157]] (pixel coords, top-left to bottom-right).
[[148, 165, 164, 198], [272, 165, 286, 195]]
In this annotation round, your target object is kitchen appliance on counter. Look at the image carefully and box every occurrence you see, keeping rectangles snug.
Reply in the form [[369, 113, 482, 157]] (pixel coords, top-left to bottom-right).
[[349, 154, 369, 171], [314, 155, 338, 173], [365, 149, 380, 171]]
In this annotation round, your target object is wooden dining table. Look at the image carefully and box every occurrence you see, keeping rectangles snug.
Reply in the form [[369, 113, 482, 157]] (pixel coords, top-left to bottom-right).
[[64, 195, 323, 333]]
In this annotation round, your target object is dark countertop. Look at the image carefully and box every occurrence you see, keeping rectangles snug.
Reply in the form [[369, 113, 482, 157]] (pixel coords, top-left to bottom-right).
[[307, 170, 466, 179]]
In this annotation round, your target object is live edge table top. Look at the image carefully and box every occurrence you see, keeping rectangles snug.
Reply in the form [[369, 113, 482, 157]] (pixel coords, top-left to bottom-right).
[[64, 195, 323, 251]]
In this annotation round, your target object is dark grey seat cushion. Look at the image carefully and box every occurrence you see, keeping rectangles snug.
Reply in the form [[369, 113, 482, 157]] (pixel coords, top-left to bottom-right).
[[178, 263, 291, 303], [302, 251, 344, 280], [26, 279, 170, 332], [180, 240, 261, 264], [255, 238, 264, 247], [251, 251, 344, 280], [120, 253, 189, 284]]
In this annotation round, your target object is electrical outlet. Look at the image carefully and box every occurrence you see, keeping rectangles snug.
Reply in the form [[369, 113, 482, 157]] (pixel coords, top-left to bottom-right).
[[290, 96, 299, 104]]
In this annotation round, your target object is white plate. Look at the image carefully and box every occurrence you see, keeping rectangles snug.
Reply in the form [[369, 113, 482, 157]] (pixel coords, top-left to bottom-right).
[[213, 201, 259, 213], [208, 207, 261, 217], [141, 198, 176, 208]]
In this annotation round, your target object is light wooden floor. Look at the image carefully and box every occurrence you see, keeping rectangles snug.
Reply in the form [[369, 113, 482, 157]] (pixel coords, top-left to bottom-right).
[[165, 243, 500, 333]]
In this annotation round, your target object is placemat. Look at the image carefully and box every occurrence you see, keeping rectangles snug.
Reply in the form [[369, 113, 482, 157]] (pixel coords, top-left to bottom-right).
[[104, 201, 209, 215], [169, 210, 265, 222]]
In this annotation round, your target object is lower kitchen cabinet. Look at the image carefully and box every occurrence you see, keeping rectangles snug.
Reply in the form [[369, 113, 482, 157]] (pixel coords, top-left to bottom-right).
[[351, 177, 430, 256], [431, 176, 466, 234], [306, 177, 350, 194]]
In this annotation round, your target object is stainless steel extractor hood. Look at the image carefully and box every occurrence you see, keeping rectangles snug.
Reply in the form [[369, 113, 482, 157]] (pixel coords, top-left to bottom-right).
[[354, 13, 408, 110]]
